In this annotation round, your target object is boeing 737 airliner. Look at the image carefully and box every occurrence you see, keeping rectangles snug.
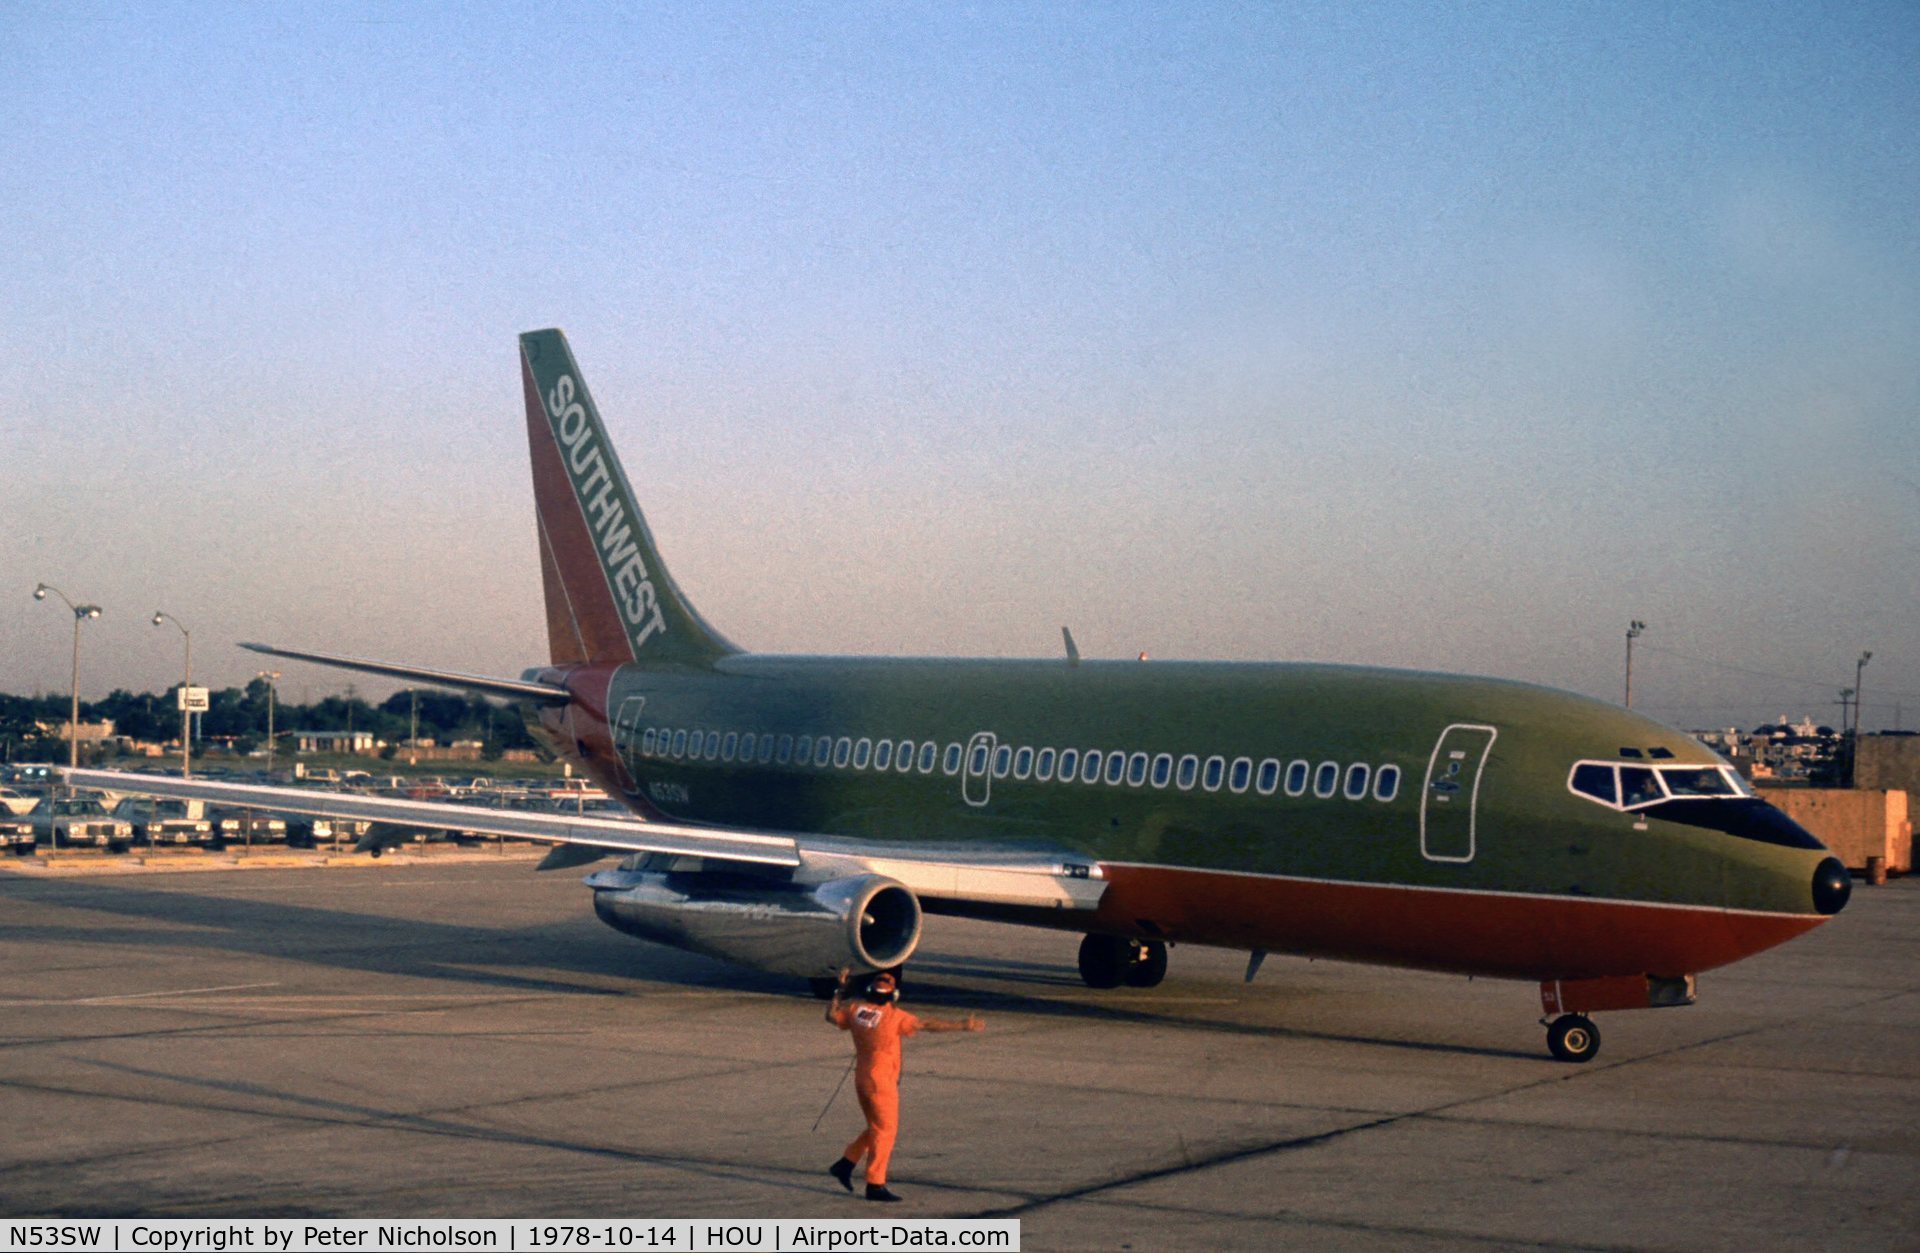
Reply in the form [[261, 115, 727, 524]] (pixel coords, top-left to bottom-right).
[[72, 328, 1850, 1062]]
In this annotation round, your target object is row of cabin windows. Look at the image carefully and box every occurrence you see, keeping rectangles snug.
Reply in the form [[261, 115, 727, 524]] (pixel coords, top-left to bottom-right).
[[635, 726, 1401, 803]]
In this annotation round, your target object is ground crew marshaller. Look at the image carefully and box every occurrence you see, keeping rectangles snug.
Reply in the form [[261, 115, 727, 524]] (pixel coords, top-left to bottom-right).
[[825, 969, 983, 1202]]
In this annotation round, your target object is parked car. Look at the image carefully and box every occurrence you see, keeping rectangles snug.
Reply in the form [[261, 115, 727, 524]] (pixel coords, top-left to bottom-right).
[[30, 797, 134, 851], [207, 805, 288, 846], [284, 815, 372, 849], [0, 786, 44, 816], [0, 814, 35, 855], [111, 797, 214, 846]]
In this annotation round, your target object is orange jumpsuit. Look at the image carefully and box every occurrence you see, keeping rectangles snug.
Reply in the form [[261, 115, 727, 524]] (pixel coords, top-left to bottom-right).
[[831, 1000, 922, 1186]]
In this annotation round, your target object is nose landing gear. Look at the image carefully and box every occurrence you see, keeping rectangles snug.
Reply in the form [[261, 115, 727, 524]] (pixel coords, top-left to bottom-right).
[[1544, 1013, 1601, 1063], [1077, 934, 1168, 988]]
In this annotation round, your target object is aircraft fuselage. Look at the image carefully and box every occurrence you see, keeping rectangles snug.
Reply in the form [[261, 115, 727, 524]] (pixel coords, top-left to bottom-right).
[[533, 653, 1843, 984]]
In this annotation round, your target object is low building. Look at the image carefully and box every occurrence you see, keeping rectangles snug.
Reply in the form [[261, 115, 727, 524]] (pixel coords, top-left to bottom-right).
[[291, 729, 378, 755], [37, 719, 117, 743], [1856, 734, 1920, 793]]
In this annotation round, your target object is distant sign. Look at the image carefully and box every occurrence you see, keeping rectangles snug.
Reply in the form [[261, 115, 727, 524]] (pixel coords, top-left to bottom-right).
[[177, 686, 210, 712]]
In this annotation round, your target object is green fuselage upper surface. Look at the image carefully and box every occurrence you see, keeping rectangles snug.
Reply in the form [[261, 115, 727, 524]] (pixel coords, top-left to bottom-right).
[[541, 654, 1825, 919]]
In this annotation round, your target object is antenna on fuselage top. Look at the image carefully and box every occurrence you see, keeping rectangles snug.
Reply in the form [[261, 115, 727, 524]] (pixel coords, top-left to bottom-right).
[[1062, 627, 1081, 667]]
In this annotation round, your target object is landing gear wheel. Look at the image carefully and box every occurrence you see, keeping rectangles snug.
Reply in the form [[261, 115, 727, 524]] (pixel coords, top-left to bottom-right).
[[1547, 1013, 1600, 1063], [1077, 934, 1129, 989], [1124, 940, 1168, 988]]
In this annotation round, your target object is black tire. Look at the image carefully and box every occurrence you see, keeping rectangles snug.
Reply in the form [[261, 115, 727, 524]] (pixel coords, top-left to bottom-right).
[[1078, 934, 1128, 989], [1124, 940, 1169, 988], [1547, 1014, 1601, 1063]]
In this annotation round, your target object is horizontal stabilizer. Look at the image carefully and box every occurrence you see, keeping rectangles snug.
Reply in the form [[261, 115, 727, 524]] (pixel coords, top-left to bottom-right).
[[239, 642, 572, 703], [64, 770, 800, 867]]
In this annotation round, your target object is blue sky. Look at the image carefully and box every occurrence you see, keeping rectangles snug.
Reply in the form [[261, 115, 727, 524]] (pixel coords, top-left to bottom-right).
[[4, 2, 1916, 730]]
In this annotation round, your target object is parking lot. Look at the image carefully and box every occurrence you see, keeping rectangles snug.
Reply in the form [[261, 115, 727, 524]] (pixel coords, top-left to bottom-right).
[[1, 855, 1915, 1248]]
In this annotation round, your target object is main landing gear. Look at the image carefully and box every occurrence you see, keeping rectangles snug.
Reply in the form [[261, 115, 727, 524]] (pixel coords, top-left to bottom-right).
[[1077, 934, 1168, 989], [1544, 1013, 1601, 1063]]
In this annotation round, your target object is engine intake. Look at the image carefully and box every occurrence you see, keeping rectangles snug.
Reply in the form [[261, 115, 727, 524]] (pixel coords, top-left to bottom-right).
[[589, 870, 922, 977]]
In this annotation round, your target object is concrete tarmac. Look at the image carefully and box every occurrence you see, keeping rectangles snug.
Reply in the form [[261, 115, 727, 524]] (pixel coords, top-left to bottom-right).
[[1, 853, 1914, 1249]]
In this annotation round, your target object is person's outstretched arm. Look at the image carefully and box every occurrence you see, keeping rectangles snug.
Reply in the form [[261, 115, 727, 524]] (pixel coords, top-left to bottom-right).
[[825, 968, 851, 1023], [919, 1013, 984, 1033]]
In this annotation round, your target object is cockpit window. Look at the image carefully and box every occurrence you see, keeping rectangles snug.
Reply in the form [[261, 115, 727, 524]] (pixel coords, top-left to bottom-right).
[[1659, 767, 1736, 798], [1569, 760, 1749, 811], [1570, 763, 1617, 806], [1619, 767, 1662, 808]]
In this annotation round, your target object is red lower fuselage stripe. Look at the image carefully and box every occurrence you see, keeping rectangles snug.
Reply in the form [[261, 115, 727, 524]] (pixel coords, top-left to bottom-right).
[[1093, 863, 1826, 980]]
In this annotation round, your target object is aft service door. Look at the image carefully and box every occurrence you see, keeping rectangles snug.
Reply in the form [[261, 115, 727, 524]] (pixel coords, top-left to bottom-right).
[[1421, 723, 1496, 863]]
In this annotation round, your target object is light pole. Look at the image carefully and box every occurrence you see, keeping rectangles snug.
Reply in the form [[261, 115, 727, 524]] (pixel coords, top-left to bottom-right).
[[33, 584, 101, 774], [1624, 620, 1647, 709], [1855, 650, 1873, 737], [152, 611, 192, 777], [258, 671, 281, 775]]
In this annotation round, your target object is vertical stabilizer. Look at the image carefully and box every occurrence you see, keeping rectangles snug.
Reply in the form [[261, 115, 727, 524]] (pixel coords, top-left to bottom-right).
[[520, 329, 737, 667]]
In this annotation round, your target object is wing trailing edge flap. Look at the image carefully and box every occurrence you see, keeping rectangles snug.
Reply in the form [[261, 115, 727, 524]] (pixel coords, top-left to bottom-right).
[[62, 770, 798, 868], [794, 841, 1109, 913]]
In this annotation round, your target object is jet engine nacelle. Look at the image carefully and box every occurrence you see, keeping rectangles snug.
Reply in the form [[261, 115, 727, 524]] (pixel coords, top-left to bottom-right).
[[586, 869, 922, 978]]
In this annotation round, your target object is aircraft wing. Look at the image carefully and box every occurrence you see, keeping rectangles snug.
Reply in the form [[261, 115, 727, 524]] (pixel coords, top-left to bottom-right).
[[63, 769, 798, 867], [62, 769, 1107, 912]]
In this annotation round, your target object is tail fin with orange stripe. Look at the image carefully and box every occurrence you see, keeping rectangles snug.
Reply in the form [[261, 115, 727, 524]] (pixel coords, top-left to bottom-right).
[[519, 328, 737, 667]]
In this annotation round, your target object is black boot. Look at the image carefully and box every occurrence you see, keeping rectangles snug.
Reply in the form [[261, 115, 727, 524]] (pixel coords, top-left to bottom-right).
[[828, 1158, 855, 1193], [865, 1183, 902, 1203]]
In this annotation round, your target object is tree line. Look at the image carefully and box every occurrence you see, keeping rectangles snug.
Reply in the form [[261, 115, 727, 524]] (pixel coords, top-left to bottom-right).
[[0, 678, 540, 762]]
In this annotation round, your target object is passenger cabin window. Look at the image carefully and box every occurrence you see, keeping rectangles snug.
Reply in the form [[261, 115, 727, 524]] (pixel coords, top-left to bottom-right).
[[777, 734, 794, 764], [816, 736, 834, 765], [758, 736, 776, 764], [1082, 751, 1104, 784], [671, 730, 688, 758], [943, 743, 963, 775], [1035, 748, 1056, 781], [969, 743, 990, 775], [642, 729, 657, 756], [993, 745, 1013, 778], [1229, 757, 1253, 794], [834, 737, 853, 769], [1374, 764, 1401, 802], [1313, 762, 1339, 798], [1202, 756, 1225, 792], [1126, 753, 1148, 786], [1014, 746, 1034, 779], [795, 736, 814, 765], [874, 740, 892, 771], [1285, 760, 1309, 796], [1059, 749, 1080, 782], [919, 742, 938, 774], [1256, 759, 1280, 795], [1343, 763, 1370, 800], [1176, 755, 1199, 790], [1151, 754, 1173, 788], [854, 738, 873, 770], [721, 732, 739, 762], [1105, 753, 1127, 786], [896, 740, 915, 773]]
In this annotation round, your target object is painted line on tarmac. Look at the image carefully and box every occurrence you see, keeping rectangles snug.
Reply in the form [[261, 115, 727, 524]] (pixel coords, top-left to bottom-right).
[[74, 981, 282, 1004]]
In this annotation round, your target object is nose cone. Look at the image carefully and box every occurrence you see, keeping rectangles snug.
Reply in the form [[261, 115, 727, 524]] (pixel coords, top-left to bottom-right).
[[1811, 857, 1851, 916]]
